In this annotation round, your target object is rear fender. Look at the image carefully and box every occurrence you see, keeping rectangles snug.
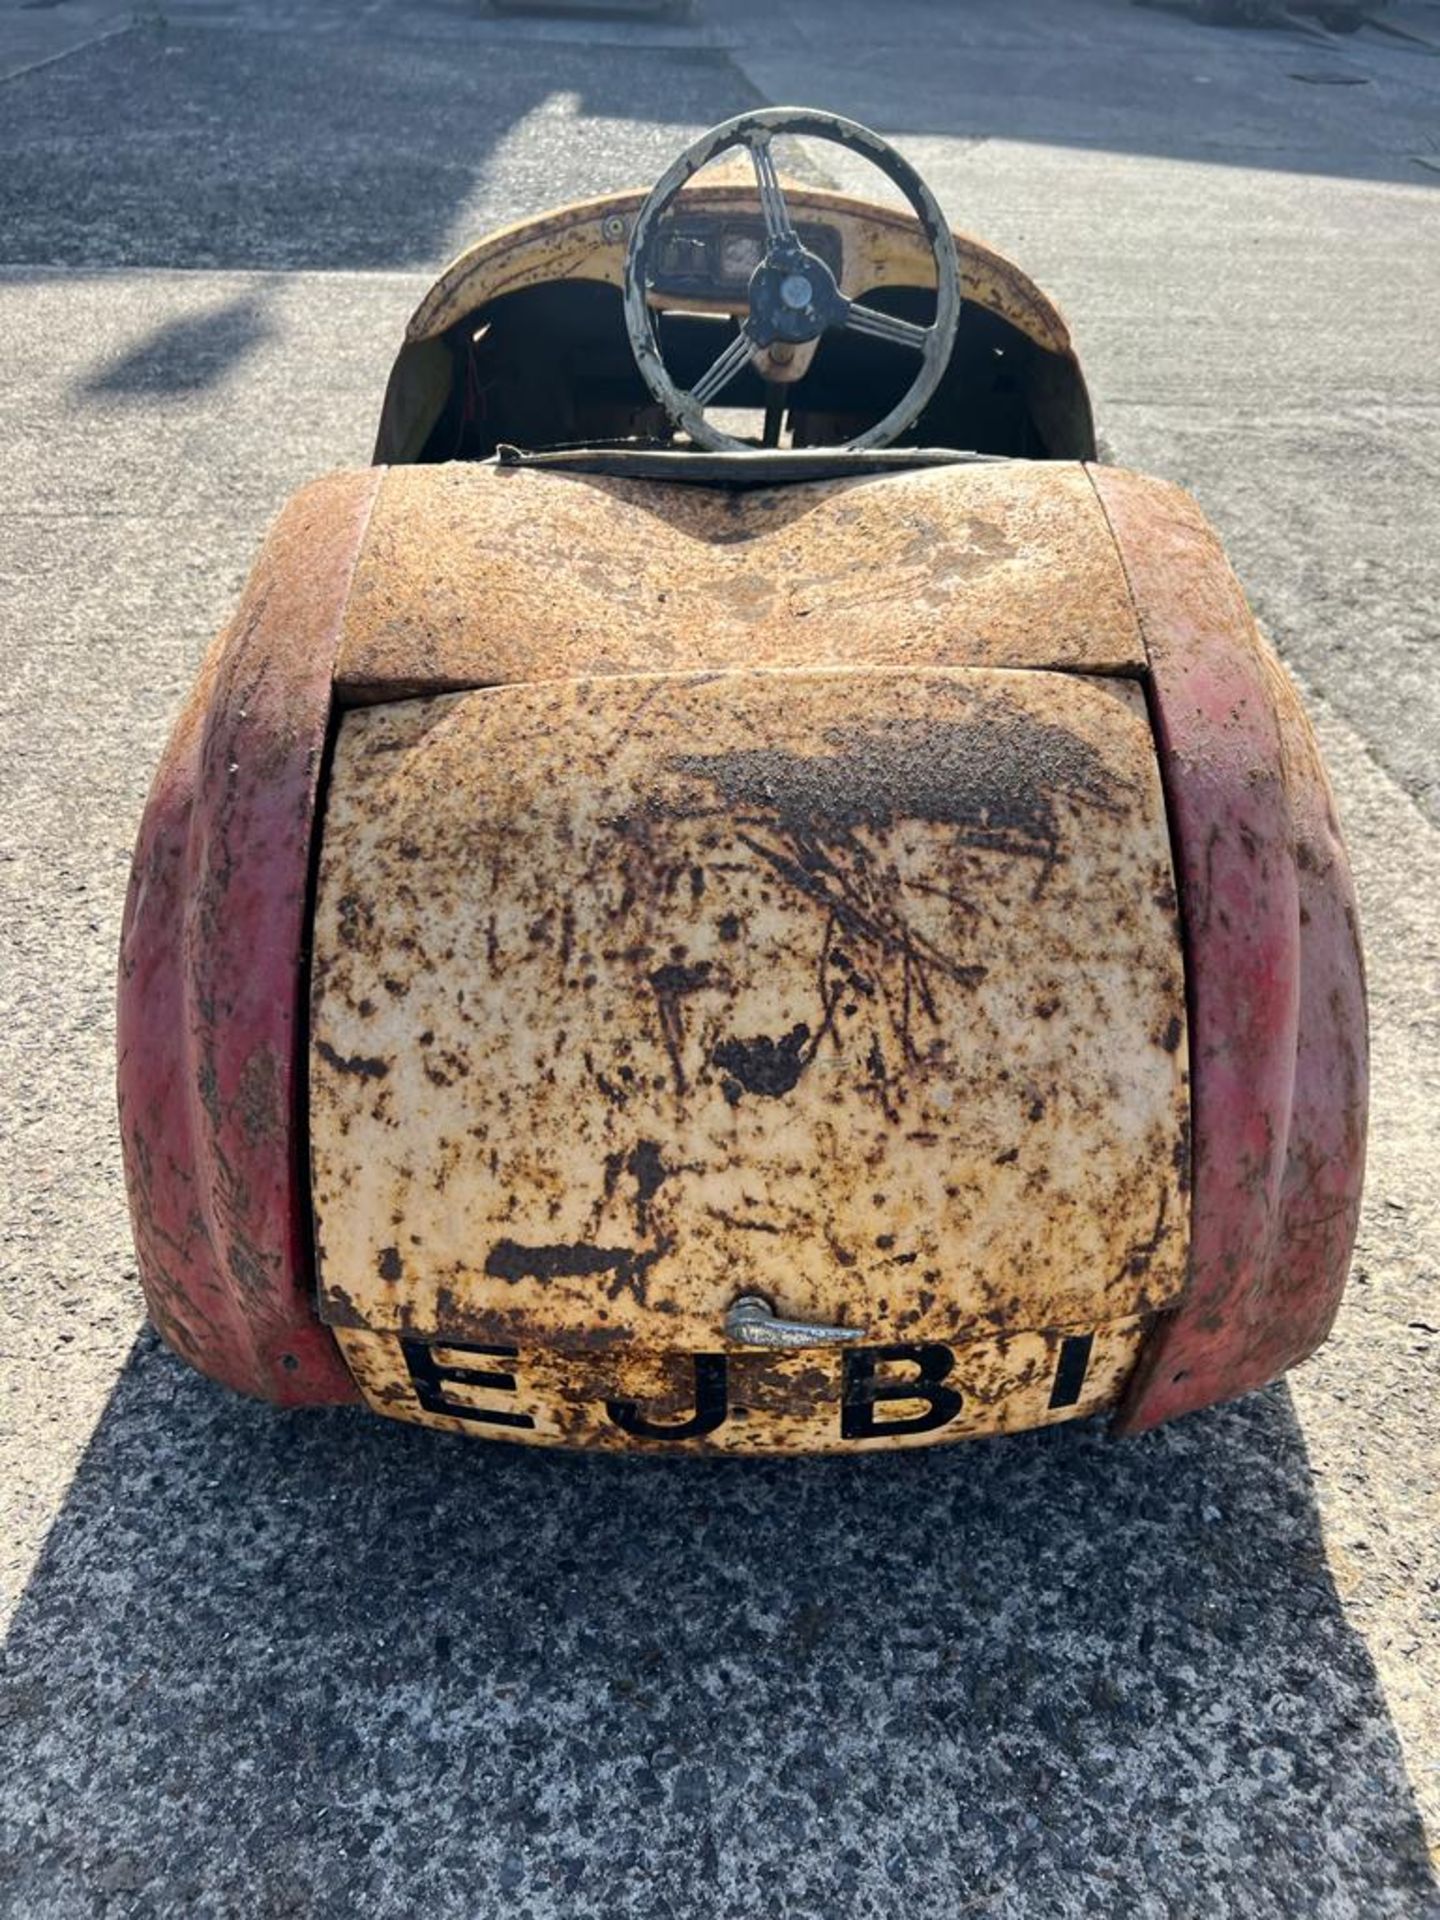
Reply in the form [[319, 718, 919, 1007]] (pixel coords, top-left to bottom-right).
[[116, 469, 382, 1404], [1091, 467, 1368, 1430]]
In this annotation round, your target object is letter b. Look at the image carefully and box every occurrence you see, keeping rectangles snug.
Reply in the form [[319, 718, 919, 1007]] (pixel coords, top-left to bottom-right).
[[841, 1344, 961, 1440]]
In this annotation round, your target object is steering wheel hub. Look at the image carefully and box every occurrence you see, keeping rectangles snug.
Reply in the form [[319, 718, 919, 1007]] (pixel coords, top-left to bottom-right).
[[622, 107, 963, 453], [746, 244, 842, 348]]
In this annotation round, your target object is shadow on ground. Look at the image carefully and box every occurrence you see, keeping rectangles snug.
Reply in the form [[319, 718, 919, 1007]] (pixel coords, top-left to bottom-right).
[[0, 0, 1435, 285], [718, 0, 1440, 189], [1, 1330, 1433, 1917], [0, 14, 764, 271], [76, 293, 278, 398]]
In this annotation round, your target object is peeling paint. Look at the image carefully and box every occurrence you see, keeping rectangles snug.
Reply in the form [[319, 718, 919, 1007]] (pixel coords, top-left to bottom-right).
[[309, 664, 1190, 1446]]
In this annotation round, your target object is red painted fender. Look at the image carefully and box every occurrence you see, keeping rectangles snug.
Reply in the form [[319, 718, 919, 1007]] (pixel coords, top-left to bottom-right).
[[1091, 469, 1369, 1431], [116, 470, 382, 1404]]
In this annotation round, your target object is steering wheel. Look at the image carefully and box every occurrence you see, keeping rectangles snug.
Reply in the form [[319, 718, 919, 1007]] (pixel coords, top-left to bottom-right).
[[623, 107, 962, 454]]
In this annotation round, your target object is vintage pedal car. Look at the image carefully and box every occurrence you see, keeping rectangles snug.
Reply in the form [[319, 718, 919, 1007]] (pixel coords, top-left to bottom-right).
[[117, 110, 1367, 1452]]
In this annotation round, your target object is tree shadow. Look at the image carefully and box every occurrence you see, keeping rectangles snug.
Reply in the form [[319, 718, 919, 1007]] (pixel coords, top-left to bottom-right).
[[1, 1329, 1433, 1917], [76, 292, 277, 398]]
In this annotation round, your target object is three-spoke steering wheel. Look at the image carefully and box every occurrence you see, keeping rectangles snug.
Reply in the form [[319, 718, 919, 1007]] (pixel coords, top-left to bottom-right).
[[622, 107, 962, 453]]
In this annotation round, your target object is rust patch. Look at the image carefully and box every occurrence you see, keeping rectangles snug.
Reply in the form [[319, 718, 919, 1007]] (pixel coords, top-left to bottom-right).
[[335, 461, 1141, 703], [485, 1239, 659, 1291], [401, 183, 1083, 358], [116, 469, 382, 1407], [648, 961, 713, 1095], [314, 1037, 390, 1081], [310, 665, 1189, 1377], [713, 1025, 811, 1100], [1090, 468, 1366, 1431]]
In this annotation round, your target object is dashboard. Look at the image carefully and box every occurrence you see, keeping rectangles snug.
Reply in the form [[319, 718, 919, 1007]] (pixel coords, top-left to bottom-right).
[[649, 213, 845, 305]]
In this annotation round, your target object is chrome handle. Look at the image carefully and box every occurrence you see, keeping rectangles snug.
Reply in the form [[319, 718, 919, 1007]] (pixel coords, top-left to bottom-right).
[[723, 1294, 869, 1350]]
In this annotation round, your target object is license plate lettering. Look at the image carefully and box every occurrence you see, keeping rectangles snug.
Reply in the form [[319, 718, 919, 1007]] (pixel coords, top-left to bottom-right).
[[334, 1318, 1140, 1451]]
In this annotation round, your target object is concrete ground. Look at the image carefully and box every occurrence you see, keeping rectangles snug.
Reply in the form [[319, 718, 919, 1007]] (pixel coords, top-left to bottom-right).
[[0, 0, 1436, 1913]]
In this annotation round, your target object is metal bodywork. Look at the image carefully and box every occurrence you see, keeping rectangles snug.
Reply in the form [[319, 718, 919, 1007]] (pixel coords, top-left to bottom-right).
[[116, 474, 379, 1406], [332, 461, 1142, 697], [310, 663, 1188, 1448], [1095, 470, 1368, 1431], [117, 154, 1366, 1447], [118, 455, 1366, 1445], [373, 185, 1096, 467], [398, 188, 1082, 362]]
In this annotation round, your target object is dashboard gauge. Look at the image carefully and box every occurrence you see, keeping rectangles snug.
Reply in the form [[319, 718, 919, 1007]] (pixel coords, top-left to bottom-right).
[[718, 229, 764, 283]]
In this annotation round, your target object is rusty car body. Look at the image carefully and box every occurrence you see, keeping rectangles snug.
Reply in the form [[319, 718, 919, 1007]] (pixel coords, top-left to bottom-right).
[[117, 110, 1367, 1452]]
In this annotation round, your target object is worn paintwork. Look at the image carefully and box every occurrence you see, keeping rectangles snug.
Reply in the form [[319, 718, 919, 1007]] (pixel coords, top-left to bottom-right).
[[334, 460, 1146, 704], [374, 184, 1095, 465], [621, 111, 962, 453], [116, 472, 380, 1405], [308, 666, 1190, 1448], [331, 1316, 1149, 1452], [406, 185, 1081, 357], [115, 445, 1363, 1441], [1089, 470, 1368, 1431]]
